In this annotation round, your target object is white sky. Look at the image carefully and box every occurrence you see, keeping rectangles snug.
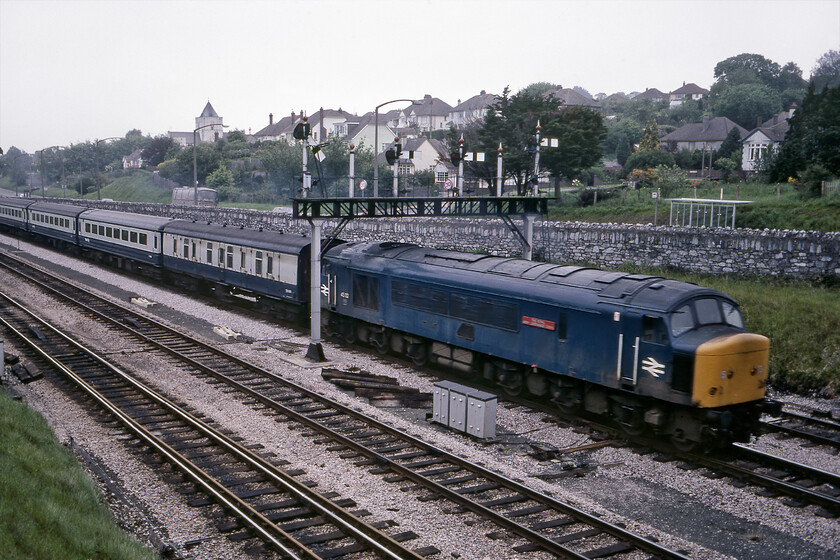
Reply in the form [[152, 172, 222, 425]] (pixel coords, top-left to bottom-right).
[[1, 0, 838, 153]]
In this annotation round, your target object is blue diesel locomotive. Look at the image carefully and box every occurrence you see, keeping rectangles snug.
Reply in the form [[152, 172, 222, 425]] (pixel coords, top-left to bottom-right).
[[322, 241, 777, 449]]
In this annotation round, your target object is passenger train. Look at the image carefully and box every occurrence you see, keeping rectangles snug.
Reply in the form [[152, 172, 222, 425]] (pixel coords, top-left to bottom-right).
[[0, 197, 779, 449]]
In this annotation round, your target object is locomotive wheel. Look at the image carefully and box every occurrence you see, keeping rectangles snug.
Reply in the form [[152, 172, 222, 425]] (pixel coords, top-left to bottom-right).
[[669, 431, 697, 452], [408, 343, 428, 367], [371, 331, 390, 355]]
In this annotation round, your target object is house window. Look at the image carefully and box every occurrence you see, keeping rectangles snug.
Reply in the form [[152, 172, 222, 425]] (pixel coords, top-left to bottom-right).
[[436, 171, 449, 184], [748, 144, 767, 162]]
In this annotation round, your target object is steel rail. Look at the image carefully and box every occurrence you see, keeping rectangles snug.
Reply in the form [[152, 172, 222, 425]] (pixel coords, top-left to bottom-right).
[[0, 290, 424, 560], [0, 249, 688, 559]]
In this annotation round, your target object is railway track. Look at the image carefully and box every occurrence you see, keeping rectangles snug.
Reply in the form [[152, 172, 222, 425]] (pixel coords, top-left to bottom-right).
[[0, 248, 691, 558], [760, 407, 840, 449], [0, 290, 426, 560]]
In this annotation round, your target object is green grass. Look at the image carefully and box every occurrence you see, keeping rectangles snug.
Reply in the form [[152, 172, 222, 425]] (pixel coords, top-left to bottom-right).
[[548, 182, 840, 232], [0, 391, 158, 560]]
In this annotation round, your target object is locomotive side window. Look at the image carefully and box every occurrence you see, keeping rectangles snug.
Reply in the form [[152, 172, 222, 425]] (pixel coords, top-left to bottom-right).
[[392, 281, 448, 315], [643, 315, 668, 344], [352, 274, 380, 311], [670, 305, 694, 336], [451, 294, 518, 331], [557, 314, 568, 341], [722, 301, 744, 328]]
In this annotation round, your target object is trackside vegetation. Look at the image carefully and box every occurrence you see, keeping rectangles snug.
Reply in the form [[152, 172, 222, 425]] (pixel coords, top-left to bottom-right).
[[0, 391, 157, 560]]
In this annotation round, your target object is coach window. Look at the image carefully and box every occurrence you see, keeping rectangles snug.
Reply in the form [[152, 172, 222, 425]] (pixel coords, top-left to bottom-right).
[[106, 227, 112, 237], [139, 233, 147, 245], [122, 230, 129, 241], [192, 242, 197, 259], [255, 251, 263, 275], [130, 231, 137, 243], [352, 274, 380, 311], [99, 225, 105, 236], [218, 247, 225, 267], [266, 255, 273, 276], [206, 242, 213, 264], [240, 250, 246, 270], [226, 246, 234, 268], [172, 238, 178, 255], [183, 240, 190, 258]]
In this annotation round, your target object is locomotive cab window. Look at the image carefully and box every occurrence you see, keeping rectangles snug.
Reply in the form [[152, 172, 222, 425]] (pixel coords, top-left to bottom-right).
[[643, 315, 668, 344], [722, 301, 744, 329], [670, 304, 694, 337]]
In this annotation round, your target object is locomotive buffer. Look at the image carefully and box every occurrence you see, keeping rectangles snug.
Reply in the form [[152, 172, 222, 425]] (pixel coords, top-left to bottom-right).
[[293, 196, 548, 362]]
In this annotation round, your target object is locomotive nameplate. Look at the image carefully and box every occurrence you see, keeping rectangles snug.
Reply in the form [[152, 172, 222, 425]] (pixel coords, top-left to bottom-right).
[[522, 316, 555, 331]]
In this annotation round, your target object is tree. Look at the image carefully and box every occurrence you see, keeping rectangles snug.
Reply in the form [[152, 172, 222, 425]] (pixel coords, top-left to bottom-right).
[[717, 127, 742, 160], [141, 136, 176, 167], [615, 134, 632, 166], [771, 83, 840, 183], [541, 106, 607, 180], [623, 150, 675, 176], [638, 121, 661, 152], [713, 83, 782, 128], [713, 53, 804, 92], [811, 50, 840, 93]]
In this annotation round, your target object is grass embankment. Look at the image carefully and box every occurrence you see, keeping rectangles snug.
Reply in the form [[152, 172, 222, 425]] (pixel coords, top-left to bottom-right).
[[549, 181, 840, 232], [0, 391, 157, 560]]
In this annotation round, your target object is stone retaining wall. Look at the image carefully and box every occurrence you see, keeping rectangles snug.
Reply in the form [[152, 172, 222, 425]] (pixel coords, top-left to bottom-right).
[[63, 199, 840, 279]]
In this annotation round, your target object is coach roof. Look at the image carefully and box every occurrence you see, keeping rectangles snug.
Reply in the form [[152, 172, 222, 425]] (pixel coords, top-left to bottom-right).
[[80, 209, 174, 230], [163, 220, 312, 254]]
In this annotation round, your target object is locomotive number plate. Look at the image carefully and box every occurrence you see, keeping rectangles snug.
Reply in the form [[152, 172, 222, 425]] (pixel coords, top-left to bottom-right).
[[522, 316, 556, 331]]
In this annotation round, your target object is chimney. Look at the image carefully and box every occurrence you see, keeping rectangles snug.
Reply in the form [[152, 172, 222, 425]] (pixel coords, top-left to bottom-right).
[[269, 113, 273, 125]]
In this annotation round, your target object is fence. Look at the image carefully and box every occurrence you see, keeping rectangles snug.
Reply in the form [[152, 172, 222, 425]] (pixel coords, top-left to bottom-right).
[[667, 198, 754, 229], [822, 180, 840, 198]]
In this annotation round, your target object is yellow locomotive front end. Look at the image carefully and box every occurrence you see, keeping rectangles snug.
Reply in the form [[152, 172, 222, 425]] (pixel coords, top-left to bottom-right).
[[692, 332, 770, 408]]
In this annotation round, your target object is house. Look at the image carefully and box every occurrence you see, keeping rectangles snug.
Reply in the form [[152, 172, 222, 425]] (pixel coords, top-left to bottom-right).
[[741, 107, 795, 173], [168, 101, 228, 147], [305, 108, 356, 143], [634, 88, 668, 102], [122, 149, 143, 169], [448, 90, 498, 128], [393, 94, 453, 134], [544, 87, 601, 110], [253, 112, 298, 142], [341, 112, 397, 154], [659, 116, 749, 152], [669, 82, 708, 107]]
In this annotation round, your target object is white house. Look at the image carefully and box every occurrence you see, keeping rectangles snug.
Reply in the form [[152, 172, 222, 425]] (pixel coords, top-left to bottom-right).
[[741, 108, 794, 173], [669, 82, 709, 107], [122, 149, 143, 169], [448, 90, 498, 128]]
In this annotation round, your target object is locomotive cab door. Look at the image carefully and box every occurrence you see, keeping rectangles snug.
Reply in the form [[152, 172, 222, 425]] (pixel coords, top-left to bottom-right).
[[616, 312, 642, 389], [617, 312, 671, 391]]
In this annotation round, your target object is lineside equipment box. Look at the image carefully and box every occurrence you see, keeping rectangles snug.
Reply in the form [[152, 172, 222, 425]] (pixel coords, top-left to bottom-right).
[[432, 381, 496, 439]]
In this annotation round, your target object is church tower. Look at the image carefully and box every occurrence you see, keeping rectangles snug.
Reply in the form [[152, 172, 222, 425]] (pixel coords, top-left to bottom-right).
[[195, 101, 224, 143]]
